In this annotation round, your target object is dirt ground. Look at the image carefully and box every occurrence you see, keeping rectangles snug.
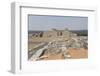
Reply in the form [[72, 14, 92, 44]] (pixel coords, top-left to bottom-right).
[[41, 48, 88, 60], [68, 48, 88, 59]]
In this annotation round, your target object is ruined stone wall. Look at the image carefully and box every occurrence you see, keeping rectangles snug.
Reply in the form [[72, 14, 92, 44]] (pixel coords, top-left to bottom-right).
[[29, 28, 78, 39], [62, 31, 70, 38], [41, 30, 72, 38], [43, 31, 57, 38]]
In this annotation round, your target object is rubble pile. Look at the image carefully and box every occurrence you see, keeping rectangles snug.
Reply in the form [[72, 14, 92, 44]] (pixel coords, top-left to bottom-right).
[[30, 36, 88, 61]]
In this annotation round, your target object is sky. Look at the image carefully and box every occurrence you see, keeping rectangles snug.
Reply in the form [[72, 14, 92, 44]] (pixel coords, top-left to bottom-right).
[[28, 15, 88, 31]]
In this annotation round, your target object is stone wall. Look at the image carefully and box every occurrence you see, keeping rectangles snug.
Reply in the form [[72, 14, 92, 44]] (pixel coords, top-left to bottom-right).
[[29, 28, 77, 39]]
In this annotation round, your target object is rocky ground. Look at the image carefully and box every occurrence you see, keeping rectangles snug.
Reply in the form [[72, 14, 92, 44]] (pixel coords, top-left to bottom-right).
[[29, 36, 88, 61]]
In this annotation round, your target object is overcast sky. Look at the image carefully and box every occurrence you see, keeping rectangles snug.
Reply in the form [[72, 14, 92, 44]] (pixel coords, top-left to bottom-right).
[[28, 15, 88, 31]]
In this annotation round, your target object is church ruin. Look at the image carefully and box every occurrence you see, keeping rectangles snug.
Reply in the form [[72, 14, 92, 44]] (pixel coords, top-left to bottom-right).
[[28, 28, 88, 61], [29, 28, 77, 39]]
